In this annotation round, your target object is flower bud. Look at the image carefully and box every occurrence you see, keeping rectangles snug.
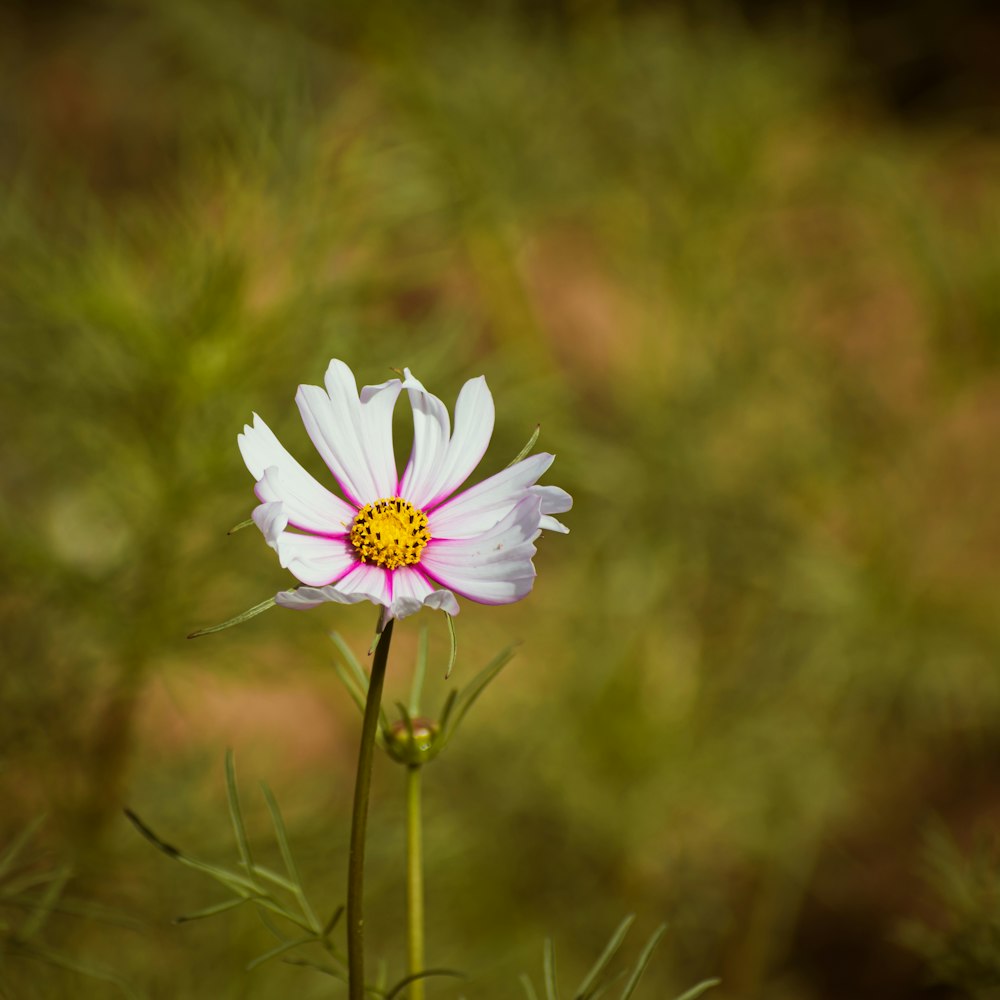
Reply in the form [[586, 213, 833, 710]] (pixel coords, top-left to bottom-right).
[[384, 717, 440, 766]]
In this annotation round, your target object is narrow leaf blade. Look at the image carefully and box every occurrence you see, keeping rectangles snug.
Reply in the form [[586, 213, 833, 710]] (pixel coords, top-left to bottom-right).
[[0, 815, 45, 880], [507, 425, 541, 468], [575, 915, 635, 1000], [225, 749, 254, 872], [260, 781, 321, 932], [188, 597, 276, 638], [246, 935, 315, 971], [619, 925, 668, 1000], [173, 898, 247, 924], [672, 979, 721, 1000], [19, 943, 140, 999], [444, 611, 458, 678], [446, 645, 516, 739], [124, 809, 260, 897], [544, 938, 560, 1000], [330, 632, 370, 693], [323, 904, 345, 936], [282, 955, 348, 981], [409, 625, 429, 716], [19, 865, 71, 940], [384, 968, 466, 999]]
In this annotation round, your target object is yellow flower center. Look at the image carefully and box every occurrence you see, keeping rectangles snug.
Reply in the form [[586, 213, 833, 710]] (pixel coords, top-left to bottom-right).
[[349, 497, 430, 570]]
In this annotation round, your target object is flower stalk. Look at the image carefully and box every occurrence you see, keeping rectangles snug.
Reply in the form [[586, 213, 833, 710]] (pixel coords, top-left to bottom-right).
[[347, 616, 395, 1000], [406, 763, 426, 1000]]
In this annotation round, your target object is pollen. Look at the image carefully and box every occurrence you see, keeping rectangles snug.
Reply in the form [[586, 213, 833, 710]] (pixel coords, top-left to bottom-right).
[[349, 497, 431, 570]]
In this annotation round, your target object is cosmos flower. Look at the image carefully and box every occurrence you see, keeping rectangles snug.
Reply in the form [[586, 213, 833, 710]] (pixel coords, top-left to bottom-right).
[[238, 360, 570, 622]]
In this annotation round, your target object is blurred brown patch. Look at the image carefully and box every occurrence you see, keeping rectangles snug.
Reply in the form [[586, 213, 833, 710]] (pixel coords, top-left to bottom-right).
[[523, 225, 644, 381], [138, 670, 349, 781]]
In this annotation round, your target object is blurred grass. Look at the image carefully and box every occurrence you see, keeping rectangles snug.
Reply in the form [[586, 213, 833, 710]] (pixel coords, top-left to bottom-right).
[[1, 1, 999, 997]]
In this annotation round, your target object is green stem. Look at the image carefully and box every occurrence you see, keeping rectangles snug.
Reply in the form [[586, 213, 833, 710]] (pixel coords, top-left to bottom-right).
[[406, 763, 425, 1000], [347, 616, 394, 1000]]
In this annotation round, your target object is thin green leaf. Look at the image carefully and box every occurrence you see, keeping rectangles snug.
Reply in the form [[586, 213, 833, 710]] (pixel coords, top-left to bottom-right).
[[586, 970, 625, 1000], [544, 938, 560, 1000], [124, 809, 182, 859], [228, 518, 254, 534], [19, 943, 139, 999], [188, 597, 276, 638], [0, 815, 45, 880], [333, 660, 369, 717], [282, 955, 348, 981], [260, 782, 321, 932], [409, 625, 429, 716], [383, 968, 466, 999], [256, 900, 320, 935], [331, 633, 369, 693], [246, 935, 315, 971], [1, 868, 73, 899], [375, 957, 389, 991], [575, 915, 635, 1000], [169, 856, 260, 898], [18, 865, 70, 941], [332, 631, 390, 735], [225, 750, 254, 872], [258, 785, 300, 887], [246, 863, 297, 894], [323, 904, 345, 936], [521, 973, 540, 1000], [444, 645, 516, 741], [444, 611, 458, 678], [396, 701, 415, 738], [173, 897, 247, 924], [253, 903, 330, 958], [124, 810, 260, 897], [619, 925, 667, 1000], [507, 425, 541, 468], [672, 979, 721, 1000], [255, 905, 285, 938], [20, 895, 140, 928], [437, 689, 459, 732]]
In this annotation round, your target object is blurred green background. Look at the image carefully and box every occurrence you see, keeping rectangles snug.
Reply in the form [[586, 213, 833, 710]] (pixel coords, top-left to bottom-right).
[[2, 1, 999, 997]]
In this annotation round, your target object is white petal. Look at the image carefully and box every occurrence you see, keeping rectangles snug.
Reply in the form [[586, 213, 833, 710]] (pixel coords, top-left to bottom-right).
[[420, 495, 541, 606], [296, 361, 402, 506], [239, 414, 356, 532], [427, 452, 554, 538], [397, 371, 451, 508], [399, 372, 495, 509], [533, 484, 572, 516], [390, 564, 432, 603], [429, 375, 495, 506], [351, 367, 403, 499], [532, 484, 572, 534], [275, 586, 376, 611], [252, 500, 288, 550], [539, 514, 569, 534], [329, 562, 393, 606], [275, 567, 460, 618], [388, 566, 460, 620], [423, 589, 461, 616], [274, 532, 356, 587], [274, 561, 391, 611]]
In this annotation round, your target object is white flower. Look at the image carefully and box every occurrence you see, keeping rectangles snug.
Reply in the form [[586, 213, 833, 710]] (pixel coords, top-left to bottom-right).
[[238, 360, 571, 622]]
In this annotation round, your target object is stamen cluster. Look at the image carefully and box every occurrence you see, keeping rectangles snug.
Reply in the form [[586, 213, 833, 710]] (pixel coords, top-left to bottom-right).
[[350, 497, 430, 570]]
